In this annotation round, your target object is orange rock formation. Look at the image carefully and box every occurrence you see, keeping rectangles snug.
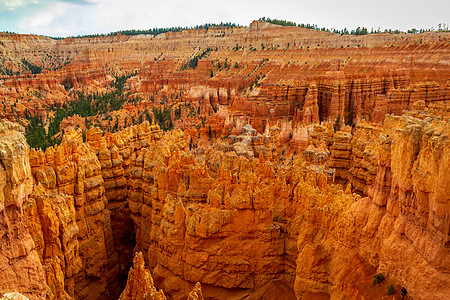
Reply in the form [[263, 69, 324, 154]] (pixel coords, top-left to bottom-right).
[[0, 112, 449, 299], [119, 252, 166, 300], [0, 21, 449, 300], [0, 120, 46, 300]]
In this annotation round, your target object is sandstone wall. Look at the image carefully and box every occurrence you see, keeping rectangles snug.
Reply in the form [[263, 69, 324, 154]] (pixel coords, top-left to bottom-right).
[[0, 120, 46, 300], [26, 129, 119, 299]]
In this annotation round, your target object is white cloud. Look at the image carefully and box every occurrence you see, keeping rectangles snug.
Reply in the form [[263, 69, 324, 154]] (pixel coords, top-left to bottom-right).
[[0, 0, 41, 12], [18, 0, 110, 36], [10, 0, 450, 37], [19, 2, 73, 35]]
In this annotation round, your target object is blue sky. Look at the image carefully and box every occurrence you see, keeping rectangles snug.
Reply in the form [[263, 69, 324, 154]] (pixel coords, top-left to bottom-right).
[[0, 0, 449, 37]]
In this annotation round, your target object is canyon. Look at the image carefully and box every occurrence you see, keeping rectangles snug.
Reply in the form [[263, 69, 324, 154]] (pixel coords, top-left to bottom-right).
[[0, 21, 449, 299]]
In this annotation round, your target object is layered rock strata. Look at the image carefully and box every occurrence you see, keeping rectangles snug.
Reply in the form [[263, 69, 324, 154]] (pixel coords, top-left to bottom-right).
[[1, 22, 449, 147]]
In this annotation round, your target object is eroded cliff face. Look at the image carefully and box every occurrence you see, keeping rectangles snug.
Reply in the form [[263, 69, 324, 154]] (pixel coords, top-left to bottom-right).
[[0, 120, 46, 300], [86, 117, 449, 299], [296, 114, 450, 299], [0, 113, 448, 299], [372, 115, 449, 299], [26, 128, 123, 299]]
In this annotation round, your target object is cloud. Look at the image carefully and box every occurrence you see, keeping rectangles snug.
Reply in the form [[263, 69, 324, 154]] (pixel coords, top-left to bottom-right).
[[3, 0, 450, 37], [59, 0, 92, 3], [19, 1, 69, 34], [0, 0, 41, 12], [0, 0, 98, 34], [0, 0, 92, 13]]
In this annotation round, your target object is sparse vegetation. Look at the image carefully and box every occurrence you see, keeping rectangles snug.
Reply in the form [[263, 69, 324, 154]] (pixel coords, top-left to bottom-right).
[[232, 43, 242, 51], [152, 106, 173, 131], [50, 56, 72, 71], [372, 273, 385, 285], [249, 74, 266, 90], [181, 48, 211, 70], [60, 22, 240, 39], [24, 73, 134, 149], [258, 17, 448, 35], [144, 109, 152, 123], [0, 67, 19, 76], [333, 115, 341, 132], [24, 112, 60, 151], [347, 108, 355, 128], [387, 284, 396, 295], [21, 59, 42, 74]]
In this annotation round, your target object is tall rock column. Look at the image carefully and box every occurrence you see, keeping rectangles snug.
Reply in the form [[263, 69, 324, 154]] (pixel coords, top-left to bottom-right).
[[86, 126, 136, 296], [27, 128, 119, 299], [0, 120, 47, 300]]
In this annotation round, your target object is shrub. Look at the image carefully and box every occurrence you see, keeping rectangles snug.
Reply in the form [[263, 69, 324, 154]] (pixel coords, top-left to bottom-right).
[[387, 284, 396, 295], [22, 59, 42, 74], [181, 48, 211, 70], [152, 106, 173, 131], [333, 115, 341, 132], [372, 273, 385, 285]]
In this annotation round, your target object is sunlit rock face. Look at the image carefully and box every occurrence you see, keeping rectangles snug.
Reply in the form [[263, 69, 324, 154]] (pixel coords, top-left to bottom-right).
[[0, 120, 46, 300]]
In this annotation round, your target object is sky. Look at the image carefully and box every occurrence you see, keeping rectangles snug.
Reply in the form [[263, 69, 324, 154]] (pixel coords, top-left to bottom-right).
[[0, 0, 449, 37]]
